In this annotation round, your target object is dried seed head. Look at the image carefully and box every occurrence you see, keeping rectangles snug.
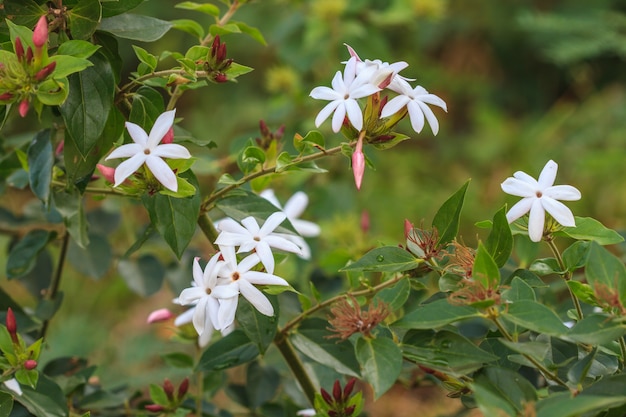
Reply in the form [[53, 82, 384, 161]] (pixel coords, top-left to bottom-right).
[[327, 295, 389, 340]]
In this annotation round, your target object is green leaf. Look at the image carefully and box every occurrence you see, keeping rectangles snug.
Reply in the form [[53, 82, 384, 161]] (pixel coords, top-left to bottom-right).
[[238, 145, 266, 173], [502, 300, 568, 336], [175, 1, 220, 16], [356, 337, 402, 399], [373, 278, 411, 312], [209, 22, 241, 36], [215, 190, 296, 234], [485, 206, 513, 267], [27, 130, 53, 206], [60, 52, 115, 159], [149, 384, 169, 406], [498, 340, 550, 362], [171, 19, 204, 40], [129, 85, 165, 129], [2, 0, 44, 27], [370, 132, 411, 150], [432, 180, 469, 246], [0, 391, 13, 417], [293, 130, 325, 154], [566, 281, 598, 306], [141, 170, 201, 258], [161, 352, 194, 369], [12, 374, 68, 417], [567, 314, 626, 345], [224, 62, 254, 80], [48, 55, 94, 78], [132, 45, 157, 71], [67, 233, 112, 280], [6, 230, 53, 279], [196, 330, 260, 372], [67, 0, 102, 40], [56, 40, 100, 59], [290, 318, 360, 377], [585, 241, 626, 306], [502, 276, 536, 302], [562, 240, 590, 272], [54, 188, 89, 248], [117, 254, 164, 296], [471, 367, 537, 417], [237, 296, 278, 354], [567, 347, 596, 385], [35, 78, 69, 106], [101, 0, 144, 17], [393, 298, 480, 329], [341, 247, 421, 273], [233, 21, 267, 45], [246, 362, 279, 408], [555, 217, 624, 245], [402, 329, 498, 375], [472, 242, 500, 290], [98, 14, 173, 42], [536, 391, 626, 417]]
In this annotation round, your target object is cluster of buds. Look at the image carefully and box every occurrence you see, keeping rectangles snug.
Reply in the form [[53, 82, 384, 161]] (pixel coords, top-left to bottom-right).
[[203, 35, 233, 83], [256, 119, 285, 149], [0, 15, 56, 117], [145, 377, 189, 413], [316, 379, 361, 417]]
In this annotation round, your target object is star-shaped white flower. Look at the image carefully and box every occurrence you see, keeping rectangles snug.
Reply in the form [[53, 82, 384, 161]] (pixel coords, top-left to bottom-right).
[[310, 56, 381, 132], [381, 78, 447, 135], [105, 109, 191, 192], [214, 246, 289, 328], [501, 160, 581, 242], [344, 43, 413, 89], [176, 255, 238, 344], [260, 190, 321, 259], [215, 212, 302, 274]]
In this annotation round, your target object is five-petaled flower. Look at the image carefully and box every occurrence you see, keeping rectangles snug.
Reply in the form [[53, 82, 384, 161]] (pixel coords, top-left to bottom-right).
[[105, 109, 191, 192], [501, 160, 581, 242]]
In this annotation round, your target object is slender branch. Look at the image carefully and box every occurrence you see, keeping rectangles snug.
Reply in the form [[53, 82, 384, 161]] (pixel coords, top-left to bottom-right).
[[546, 237, 583, 320], [195, 344, 204, 417], [39, 232, 70, 339], [51, 180, 128, 197], [197, 213, 218, 251], [620, 336, 626, 368], [118, 70, 211, 95], [273, 333, 317, 405]]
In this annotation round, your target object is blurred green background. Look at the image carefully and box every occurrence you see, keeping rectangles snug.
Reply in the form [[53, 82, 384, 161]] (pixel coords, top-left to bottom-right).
[[2, 0, 626, 408]]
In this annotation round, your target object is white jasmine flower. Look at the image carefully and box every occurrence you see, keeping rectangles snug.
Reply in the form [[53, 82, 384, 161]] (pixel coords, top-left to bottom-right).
[[501, 160, 581, 242], [297, 409, 317, 417], [3, 378, 22, 396], [105, 109, 191, 192], [261, 190, 321, 259], [381, 78, 447, 135], [344, 43, 413, 88], [310, 56, 381, 132], [176, 255, 238, 341], [215, 212, 302, 274], [214, 246, 289, 327]]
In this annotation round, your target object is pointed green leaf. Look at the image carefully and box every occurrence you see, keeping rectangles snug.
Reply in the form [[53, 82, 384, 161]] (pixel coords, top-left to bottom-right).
[[67, 0, 102, 40], [356, 337, 402, 399], [502, 276, 536, 302], [567, 347, 597, 385], [171, 19, 205, 40], [196, 330, 260, 371], [12, 374, 68, 417], [567, 314, 626, 345], [98, 14, 172, 42], [373, 278, 411, 312], [175, 1, 220, 16], [6, 230, 53, 279], [0, 391, 13, 417], [234, 21, 267, 45], [585, 241, 626, 306], [536, 391, 626, 417], [562, 240, 590, 272], [393, 298, 480, 329], [27, 130, 53, 206], [102, 0, 144, 17], [3, 0, 44, 27], [237, 296, 278, 354], [472, 242, 500, 289], [432, 180, 469, 246], [341, 246, 421, 273], [129, 85, 165, 129], [246, 362, 279, 408], [555, 217, 624, 245], [471, 367, 537, 417], [485, 206, 513, 267], [502, 300, 567, 336]]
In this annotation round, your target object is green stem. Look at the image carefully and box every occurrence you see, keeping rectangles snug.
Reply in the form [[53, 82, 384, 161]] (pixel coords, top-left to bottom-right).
[[39, 232, 70, 339], [51, 180, 127, 197], [197, 213, 218, 251], [619, 336, 626, 368], [118, 70, 211, 95], [273, 332, 317, 405], [546, 237, 583, 320]]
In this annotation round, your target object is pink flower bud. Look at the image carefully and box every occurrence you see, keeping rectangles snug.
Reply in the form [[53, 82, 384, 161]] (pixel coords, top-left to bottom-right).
[[344, 43, 361, 61], [351, 137, 365, 190], [404, 219, 413, 239], [35, 61, 56, 81], [343, 378, 356, 398], [55, 140, 65, 156], [96, 164, 116, 184], [6, 308, 17, 339], [146, 308, 174, 324], [161, 127, 174, 144], [360, 210, 369, 234], [163, 379, 174, 401], [15, 37, 25, 61], [33, 16, 49, 49], [177, 377, 189, 398], [19, 99, 29, 118], [0, 92, 14, 101], [23, 360, 37, 370], [214, 73, 228, 83], [145, 404, 165, 412], [26, 47, 33, 65]]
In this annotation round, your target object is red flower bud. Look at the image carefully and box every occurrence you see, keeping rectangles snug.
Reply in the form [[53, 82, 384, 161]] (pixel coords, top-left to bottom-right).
[[211, 35, 220, 58], [343, 378, 356, 399], [26, 47, 33, 65], [404, 219, 413, 239], [6, 308, 17, 340], [217, 42, 227, 62], [259, 120, 270, 137], [19, 99, 29, 118], [320, 387, 333, 406], [214, 73, 228, 83], [360, 211, 369, 234], [55, 140, 65, 156], [332, 380, 342, 403], [177, 377, 189, 398], [145, 404, 165, 412], [24, 360, 37, 370], [0, 92, 14, 101], [328, 411, 338, 417], [344, 405, 356, 416], [163, 379, 174, 401], [15, 37, 25, 62], [33, 15, 49, 49], [161, 127, 174, 144], [35, 61, 56, 81]]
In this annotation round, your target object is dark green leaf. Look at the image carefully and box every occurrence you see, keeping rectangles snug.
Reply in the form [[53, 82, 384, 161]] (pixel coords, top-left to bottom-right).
[[13, 374, 68, 417], [27, 130, 53, 206], [196, 330, 260, 372], [356, 337, 402, 399], [341, 247, 421, 273], [485, 206, 513, 267], [529, 257, 562, 276], [567, 347, 596, 385], [237, 296, 278, 354], [536, 391, 626, 417], [117, 254, 164, 296], [498, 340, 550, 362], [373, 278, 411, 312], [6, 230, 53, 279], [68, 0, 102, 40], [555, 217, 624, 245], [562, 240, 590, 272], [432, 180, 469, 246], [502, 276, 536, 302], [2, 0, 44, 27], [161, 352, 194, 369], [129, 86, 165, 130], [567, 314, 626, 345], [246, 362, 279, 408], [141, 170, 201, 258], [290, 318, 360, 377], [393, 298, 480, 329], [0, 391, 13, 417], [471, 367, 537, 417], [472, 242, 500, 289], [502, 300, 567, 336], [101, 0, 144, 17], [585, 241, 626, 306], [60, 52, 115, 159], [67, 233, 112, 280], [293, 130, 325, 154], [98, 14, 172, 42]]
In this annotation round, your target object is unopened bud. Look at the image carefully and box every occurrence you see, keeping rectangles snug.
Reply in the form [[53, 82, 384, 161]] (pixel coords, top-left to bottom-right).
[[404, 219, 413, 239], [163, 379, 174, 401], [35, 61, 56, 81], [145, 404, 165, 412], [344, 405, 356, 416], [275, 125, 285, 140], [332, 380, 342, 403], [26, 47, 33, 65], [96, 164, 116, 184], [6, 308, 17, 342], [33, 16, 49, 49], [19, 99, 29, 118], [360, 210, 369, 234], [343, 378, 356, 398], [15, 37, 25, 62], [55, 140, 64, 156], [211, 35, 220, 59], [351, 137, 365, 190], [214, 73, 228, 83], [328, 411, 338, 417], [0, 92, 14, 101], [320, 387, 333, 406], [177, 377, 189, 398], [161, 127, 174, 144], [259, 120, 270, 137], [217, 42, 227, 62], [23, 360, 37, 370]]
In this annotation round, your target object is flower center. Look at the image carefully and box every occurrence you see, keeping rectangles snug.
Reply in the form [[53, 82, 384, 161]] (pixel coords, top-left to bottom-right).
[[205, 288, 212, 295], [253, 236, 260, 242], [536, 191, 543, 198], [344, 93, 349, 100], [232, 272, 240, 281], [144, 149, 150, 155]]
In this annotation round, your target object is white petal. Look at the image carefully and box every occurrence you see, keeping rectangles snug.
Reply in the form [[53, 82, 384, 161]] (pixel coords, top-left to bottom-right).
[[241, 216, 261, 235], [178, 287, 205, 305], [198, 326, 213, 347], [243, 271, 289, 286], [350, 83, 381, 99], [417, 93, 447, 111], [380, 95, 410, 118], [310, 85, 341, 101], [113, 154, 146, 186], [501, 177, 536, 198], [537, 160, 558, 188], [344, 56, 358, 86], [264, 235, 302, 254], [541, 197, 576, 227], [145, 156, 177, 191], [192, 257, 203, 286], [217, 218, 248, 234], [152, 143, 191, 159], [406, 100, 425, 133], [212, 284, 240, 299], [315, 100, 341, 128], [387, 77, 413, 95], [125, 122, 148, 147], [260, 212, 287, 236], [290, 235, 311, 259], [260, 189, 281, 208], [331, 70, 346, 94], [283, 192, 307, 218], [255, 241, 275, 274], [214, 231, 246, 247], [147, 109, 176, 148], [203, 253, 222, 288], [544, 185, 581, 201], [239, 280, 274, 316], [291, 219, 321, 237], [238, 253, 262, 274], [528, 198, 546, 242], [217, 296, 238, 330], [415, 100, 440, 135], [192, 297, 209, 334], [505, 197, 534, 223], [106, 143, 142, 160], [331, 102, 346, 133], [174, 307, 194, 326], [3, 379, 22, 396], [344, 99, 363, 131]]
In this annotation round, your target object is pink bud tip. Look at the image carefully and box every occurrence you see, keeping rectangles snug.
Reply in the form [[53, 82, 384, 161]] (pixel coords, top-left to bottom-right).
[[55, 140, 65, 156], [14, 37, 25, 61], [0, 92, 14, 101], [163, 378, 174, 400], [360, 210, 370, 234], [6, 308, 17, 335], [351, 138, 365, 190], [145, 404, 165, 412], [35, 61, 56, 81], [161, 127, 174, 144], [404, 219, 413, 239], [96, 164, 116, 184], [33, 15, 49, 48], [147, 308, 174, 324], [177, 377, 189, 398], [344, 43, 361, 61], [18, 99, 29, 118], [24, 360, 37, 370], [214, 73, 228, 83]]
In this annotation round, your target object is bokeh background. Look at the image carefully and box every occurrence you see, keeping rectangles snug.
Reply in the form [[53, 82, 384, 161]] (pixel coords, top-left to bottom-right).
[[2, 0, 626, 415]]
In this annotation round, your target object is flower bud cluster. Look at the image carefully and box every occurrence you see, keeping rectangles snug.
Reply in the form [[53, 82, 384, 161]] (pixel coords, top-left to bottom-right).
[[203, 35, 233, 83], [316, 379, 361, 417], [145, 377, 189, 413], [0, 16, 56, 118]]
